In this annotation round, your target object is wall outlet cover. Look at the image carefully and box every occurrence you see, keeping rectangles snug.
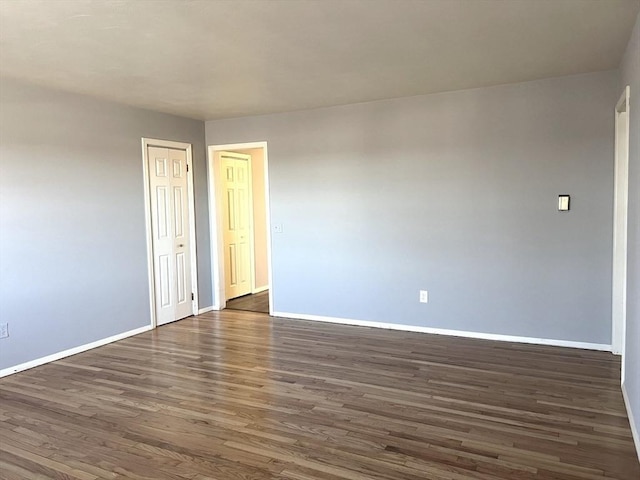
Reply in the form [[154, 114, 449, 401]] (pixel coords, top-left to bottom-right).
[[419, 290, 429, 303]]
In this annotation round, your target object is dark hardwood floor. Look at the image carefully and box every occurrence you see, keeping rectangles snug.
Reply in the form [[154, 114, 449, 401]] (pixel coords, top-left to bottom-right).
[[226, 290, 269, 313], [1, 310, 638, 479]]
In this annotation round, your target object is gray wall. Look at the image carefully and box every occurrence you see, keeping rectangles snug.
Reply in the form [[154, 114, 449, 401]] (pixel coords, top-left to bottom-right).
[[206, 70, 618, 344], [620, 10, 640, 454], [0, 69, 622, 373], [0, 78, 211, 370]]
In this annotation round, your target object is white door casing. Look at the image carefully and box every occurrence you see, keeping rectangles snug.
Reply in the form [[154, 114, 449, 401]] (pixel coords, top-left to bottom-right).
[[143, 139, 198, 327], [208, 142, 273, 313], [612, 86, 630, 363], [220, 152, 254, 300]]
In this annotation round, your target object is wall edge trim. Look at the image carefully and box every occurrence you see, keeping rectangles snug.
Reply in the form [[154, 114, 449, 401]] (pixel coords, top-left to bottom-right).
[[622, 382, 640, 462], [271, 311, 612, 351], [0, 325, 152, 378]]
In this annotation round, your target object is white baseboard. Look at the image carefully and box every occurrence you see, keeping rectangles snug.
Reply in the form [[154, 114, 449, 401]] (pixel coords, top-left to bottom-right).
[[622, 382, 640, 462], [271, 312, 612, 352], [252, 285, 269, 294], [0, 325, 152, 378], [198, 306, 215, 314]]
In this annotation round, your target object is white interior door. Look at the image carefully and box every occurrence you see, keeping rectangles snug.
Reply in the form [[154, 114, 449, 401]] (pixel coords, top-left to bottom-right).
[[221, 152, 253, 300], [148, 146, 193, 325], [612, 86, 630, 359]]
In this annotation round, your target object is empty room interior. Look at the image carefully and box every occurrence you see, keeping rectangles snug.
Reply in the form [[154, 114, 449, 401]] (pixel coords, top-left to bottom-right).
[[1, 0, 640, 478]]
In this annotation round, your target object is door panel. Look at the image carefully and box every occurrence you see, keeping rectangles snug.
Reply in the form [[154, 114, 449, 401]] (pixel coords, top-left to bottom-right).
[[174, 186, 184, 237], [169, 148, 192, 321], [159, 254, 171, 308], [148, 146, 192, 326], [229, 244, 237, 285], [221, 153, 252, 300], [176, 252, 187, 303], [156, 186, 170, 239]]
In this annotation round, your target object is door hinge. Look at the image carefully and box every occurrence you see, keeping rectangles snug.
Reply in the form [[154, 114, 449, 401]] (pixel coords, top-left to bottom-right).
[[191, 293, 194, 301], [186, 164, 189, 172]]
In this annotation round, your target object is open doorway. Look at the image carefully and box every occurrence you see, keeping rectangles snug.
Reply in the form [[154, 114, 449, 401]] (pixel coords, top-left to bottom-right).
[[208, 142, 272, 315]]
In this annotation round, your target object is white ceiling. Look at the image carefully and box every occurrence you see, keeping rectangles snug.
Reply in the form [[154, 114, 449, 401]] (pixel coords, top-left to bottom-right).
[[1, 0, 638, 120]]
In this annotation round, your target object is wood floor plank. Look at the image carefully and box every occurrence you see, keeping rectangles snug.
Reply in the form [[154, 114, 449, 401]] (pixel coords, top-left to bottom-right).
[[1, 310, 638, 479]]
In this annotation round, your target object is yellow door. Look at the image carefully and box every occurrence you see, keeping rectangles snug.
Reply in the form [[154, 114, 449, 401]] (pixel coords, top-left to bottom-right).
[[220, 152, 253, 300]]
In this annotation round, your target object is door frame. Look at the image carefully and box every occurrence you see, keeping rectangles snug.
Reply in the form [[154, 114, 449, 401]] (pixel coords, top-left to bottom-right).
[[612, 86, 630, 361], [142, 138, 199, 328], [207, 141, 273, 314]]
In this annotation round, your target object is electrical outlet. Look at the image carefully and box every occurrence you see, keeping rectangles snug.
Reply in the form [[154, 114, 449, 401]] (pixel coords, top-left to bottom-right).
[[419, 290, 429, 303], [0, 323, 8, 339]]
